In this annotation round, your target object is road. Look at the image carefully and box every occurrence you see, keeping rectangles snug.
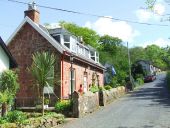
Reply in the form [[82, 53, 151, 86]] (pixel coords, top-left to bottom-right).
[[58, 73, 170, 128]]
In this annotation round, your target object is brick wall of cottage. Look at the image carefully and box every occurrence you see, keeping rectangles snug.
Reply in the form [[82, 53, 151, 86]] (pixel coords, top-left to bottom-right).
[[7, 23, 61, 106], [7, 22, 104, 105], [61, 57, 104, 99]]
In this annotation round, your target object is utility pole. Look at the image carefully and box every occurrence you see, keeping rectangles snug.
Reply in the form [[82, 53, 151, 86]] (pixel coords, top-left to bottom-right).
[[127, 42, 132, 87]]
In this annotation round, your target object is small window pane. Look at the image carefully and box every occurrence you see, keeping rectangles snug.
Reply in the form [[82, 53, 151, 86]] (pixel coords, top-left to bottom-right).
[[91, 57, 95, 61], [64, 43, 70, 48], [90, 51, 95, 56], [64, 35, 70, 42], [54, 35, 61, 43], [96, 52, 99, 57], [85, 49, 89, 57]]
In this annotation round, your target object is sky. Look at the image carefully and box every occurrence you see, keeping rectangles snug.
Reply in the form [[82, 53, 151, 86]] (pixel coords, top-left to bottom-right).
[[0, 0, 170, 48]]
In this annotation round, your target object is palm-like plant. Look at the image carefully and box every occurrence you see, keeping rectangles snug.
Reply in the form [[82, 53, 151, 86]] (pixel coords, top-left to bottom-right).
[[29, 52, 55, 116]]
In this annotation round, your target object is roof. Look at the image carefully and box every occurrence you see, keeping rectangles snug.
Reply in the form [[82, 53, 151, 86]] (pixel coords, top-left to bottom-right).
[[6, 16, 105, 70], [136, 60, 152, 65], [0, 37, 17, 68], [6, 16, 65, 54]]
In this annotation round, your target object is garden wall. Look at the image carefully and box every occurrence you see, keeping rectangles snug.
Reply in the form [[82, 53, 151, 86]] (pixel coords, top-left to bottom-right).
[[72, 86, 126, 118], [100, 86, 125, 106], [72, 91, 99, 118]]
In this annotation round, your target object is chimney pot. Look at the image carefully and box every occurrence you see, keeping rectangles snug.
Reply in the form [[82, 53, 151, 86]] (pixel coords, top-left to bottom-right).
[[24, 2, 40, 24]]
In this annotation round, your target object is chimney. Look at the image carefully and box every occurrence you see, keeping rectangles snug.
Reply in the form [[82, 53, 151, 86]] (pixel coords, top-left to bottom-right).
[[24, 2, 40, 24]]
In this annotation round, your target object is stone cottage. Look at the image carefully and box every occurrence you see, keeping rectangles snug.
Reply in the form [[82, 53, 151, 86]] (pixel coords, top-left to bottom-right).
[[7, 3, 105, 107], [0, 37, 17, 74]]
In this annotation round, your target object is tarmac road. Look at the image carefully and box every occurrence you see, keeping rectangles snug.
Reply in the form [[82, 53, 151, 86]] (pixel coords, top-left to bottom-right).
[[58, 73, 170, 128]]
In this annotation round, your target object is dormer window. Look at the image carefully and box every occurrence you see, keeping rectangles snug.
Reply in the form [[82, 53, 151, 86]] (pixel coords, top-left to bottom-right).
[[53, 35, 61, 43], [64, 35, 70, 42], [85, 48, 89, 57], [90, 51, 95, 61], [64, 35, 70, 48], [90, 51, 99, 63], [78, 45, 84, 55]]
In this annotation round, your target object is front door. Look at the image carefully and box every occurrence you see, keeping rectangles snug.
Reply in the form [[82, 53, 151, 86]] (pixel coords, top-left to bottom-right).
[[83, 72, 88, 92]]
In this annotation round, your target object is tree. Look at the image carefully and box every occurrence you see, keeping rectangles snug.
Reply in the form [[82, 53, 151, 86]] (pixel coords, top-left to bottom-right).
[[131, 63, 145, 79], [0, 70, 19, 117], [28, 52, 55, 116], [130, 47, 145, 64], [98, 35, 129, 85], [145, 45, 168, 69]]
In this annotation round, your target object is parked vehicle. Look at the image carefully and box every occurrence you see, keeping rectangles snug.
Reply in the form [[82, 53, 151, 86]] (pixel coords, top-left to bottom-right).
[[144, 75, 156, 82]]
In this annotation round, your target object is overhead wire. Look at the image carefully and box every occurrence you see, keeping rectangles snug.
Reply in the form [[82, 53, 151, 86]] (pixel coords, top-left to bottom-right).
[[3, 0, 170, 27]]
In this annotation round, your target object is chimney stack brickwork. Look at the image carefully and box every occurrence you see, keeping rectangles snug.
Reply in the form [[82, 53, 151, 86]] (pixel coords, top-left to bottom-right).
[[24, 10, 40, 24], [24, 2, 40, 24]]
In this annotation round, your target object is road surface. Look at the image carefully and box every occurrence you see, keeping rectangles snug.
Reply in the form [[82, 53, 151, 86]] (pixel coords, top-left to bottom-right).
[[58, 73, 170, 128]]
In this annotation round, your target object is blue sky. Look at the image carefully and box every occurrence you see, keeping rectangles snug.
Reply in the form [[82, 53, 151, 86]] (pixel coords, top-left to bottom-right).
[[0, 0, 170, 47]]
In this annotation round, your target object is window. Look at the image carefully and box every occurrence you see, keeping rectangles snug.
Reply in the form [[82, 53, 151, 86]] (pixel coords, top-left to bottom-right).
[[64, 43, 70, 49], [83, 72, 88, 92], [90, 51, 95, 61], [85, 48, 89, 57], [69, 69, 76, 94], [53, 35, 61, 43], [78, 45, 84, 55], [64, 35, 70, 42], [96, 52, 99, 63], [71, 40, 77, 53], [64, 35, 70, 49]]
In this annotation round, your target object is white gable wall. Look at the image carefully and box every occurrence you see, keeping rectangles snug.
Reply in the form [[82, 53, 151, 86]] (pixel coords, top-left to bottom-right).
[[0, 46, 9, 74]]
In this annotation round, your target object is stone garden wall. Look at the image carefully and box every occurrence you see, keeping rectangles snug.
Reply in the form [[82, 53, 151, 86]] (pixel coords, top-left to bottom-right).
[[72, 91, 99, 118], [72, 86, 126, 118], [100, 86, 126, 106]]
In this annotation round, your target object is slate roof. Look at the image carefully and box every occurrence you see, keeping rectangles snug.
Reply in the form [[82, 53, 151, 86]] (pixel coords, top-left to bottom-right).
[[6, 16, 105, 70], [0, 37, 17, 68]]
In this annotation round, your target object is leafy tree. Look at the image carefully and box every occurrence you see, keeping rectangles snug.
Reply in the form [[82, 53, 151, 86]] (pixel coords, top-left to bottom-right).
[[131, 63, 145, 79], [145, 0, 156, 10], [0, 70, 19, 117], [28, 52, 56, 116], [98, 35, 129, 85], [145, 45, 168, 69], [130, 47, 145, 64]]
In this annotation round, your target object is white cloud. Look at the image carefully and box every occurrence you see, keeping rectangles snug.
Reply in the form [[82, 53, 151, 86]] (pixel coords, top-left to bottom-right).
[[136, 3, 165, 22], [136, 9, 152, 22], [153, 3, 165, 15], [141, 38, 169, 48], [84, 17, 140, 42]]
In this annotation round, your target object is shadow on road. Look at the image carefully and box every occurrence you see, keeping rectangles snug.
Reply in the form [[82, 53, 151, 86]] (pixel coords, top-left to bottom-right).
[[129, 77, 170, 108]]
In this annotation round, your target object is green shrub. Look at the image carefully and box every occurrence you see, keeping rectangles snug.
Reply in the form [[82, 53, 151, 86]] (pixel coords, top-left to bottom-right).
[[99, 86, 105, 91], [55, 100, 72, 113], [0, 117, 7, 124], [136, 78, 144, 85], [26, 112, 42, 118], [6, 110, 27, 123], [89, 85, 99, 93], [104, 85, 112, 90]]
